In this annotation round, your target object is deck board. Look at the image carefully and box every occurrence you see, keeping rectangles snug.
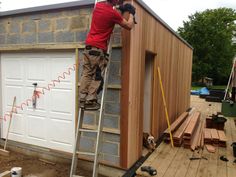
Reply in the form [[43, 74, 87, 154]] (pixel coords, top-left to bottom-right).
[[136, 96, 236, 177]]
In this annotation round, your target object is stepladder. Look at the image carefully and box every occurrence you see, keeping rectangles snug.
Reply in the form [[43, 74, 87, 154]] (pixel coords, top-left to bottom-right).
[[70, 2, 114, 177]]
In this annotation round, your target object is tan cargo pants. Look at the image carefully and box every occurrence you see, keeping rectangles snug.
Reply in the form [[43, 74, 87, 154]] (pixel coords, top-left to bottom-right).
[[79, 47, 108, 102]]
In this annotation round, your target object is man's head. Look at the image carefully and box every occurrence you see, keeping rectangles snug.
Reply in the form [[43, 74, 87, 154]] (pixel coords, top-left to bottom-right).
[[107, 0, 124, 6]]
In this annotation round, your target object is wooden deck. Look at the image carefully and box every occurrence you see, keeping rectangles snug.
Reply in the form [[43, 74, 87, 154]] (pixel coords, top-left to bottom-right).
[[136, 96, 236, 177]]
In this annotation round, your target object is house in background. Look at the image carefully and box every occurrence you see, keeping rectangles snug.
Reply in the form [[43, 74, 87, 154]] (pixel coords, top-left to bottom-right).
[[0, 0, 193, 175]]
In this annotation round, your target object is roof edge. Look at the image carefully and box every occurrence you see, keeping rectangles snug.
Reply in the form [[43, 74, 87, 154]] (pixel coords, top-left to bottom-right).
[[136, 0, 193, 49], [0, 0, 193, 49], [0, 0, 94, 17]]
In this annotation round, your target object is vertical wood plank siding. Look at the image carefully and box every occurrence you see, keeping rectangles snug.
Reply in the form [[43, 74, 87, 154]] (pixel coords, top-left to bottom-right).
[[121, 1, 193, 168]]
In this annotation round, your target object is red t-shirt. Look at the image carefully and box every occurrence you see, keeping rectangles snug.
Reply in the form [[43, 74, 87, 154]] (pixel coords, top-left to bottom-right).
[[85, 2, 123, 51]]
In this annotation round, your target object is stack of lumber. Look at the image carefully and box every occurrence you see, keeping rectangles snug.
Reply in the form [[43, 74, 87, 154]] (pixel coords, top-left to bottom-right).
[[183, 112, 201, 149], [163, 110, 228, 152], [172, 116, 191, 146], [204, 128, 227, 147], [163, 112, 189, 143]]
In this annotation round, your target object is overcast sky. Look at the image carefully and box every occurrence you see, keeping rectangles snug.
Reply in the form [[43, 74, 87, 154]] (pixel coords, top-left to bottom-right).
[[0, 0, 235, 30]]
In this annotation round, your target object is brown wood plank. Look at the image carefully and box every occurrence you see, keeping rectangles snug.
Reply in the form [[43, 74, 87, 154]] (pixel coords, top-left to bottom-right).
[[184, 112, 200, 136], [191, 121, 202, 150], [162, 148, 187, 177], [164, 112, 189, 135], [216, 147, 227, 177], [184, 150, 203, 177], [211, 129, 219, 140], [173, 115, 192, 139]]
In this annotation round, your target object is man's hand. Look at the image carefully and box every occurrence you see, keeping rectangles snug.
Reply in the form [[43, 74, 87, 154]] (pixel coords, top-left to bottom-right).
[[119, 3, 136, 15]]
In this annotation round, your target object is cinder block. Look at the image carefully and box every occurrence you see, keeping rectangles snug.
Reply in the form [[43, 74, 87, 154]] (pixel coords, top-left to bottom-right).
[[7, 34, 21, 44], [79, 136, 95, 152], [9, 22, 21, 34], [83, 112, 96, 125], [103, 133, 120, 143], [22, 33, 36, 44], [38, 32, 54, 43], [0, 35, 6, 44], [82, 132, 97, 139], [113, 33, 121, 45], [108, 61, 121, 85], [75, 30, 88, 43], [46, 11, 63, 19], [101, 142, 119, 156], [55, 31, 75, 42], [38, 20, 52, 32], [103, 154, 120, 165], [111, 49, 122, 61], [56, 18, 69, 31], [22, 21, 36, 33], [0, 23, 6, 34], [79, 8, 92, 15], [105, 103, 120, 115], [103, 115, 119, 129], [105, 89, 120, 103], [70, 16, 89, 30]]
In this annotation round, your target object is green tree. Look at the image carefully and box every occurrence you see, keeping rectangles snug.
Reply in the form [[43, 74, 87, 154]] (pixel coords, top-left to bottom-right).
[[178, 8, 236, 84]]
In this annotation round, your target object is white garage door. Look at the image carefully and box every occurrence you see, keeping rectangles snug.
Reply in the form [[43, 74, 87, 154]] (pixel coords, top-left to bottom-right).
[[1, 52, 75, 152]]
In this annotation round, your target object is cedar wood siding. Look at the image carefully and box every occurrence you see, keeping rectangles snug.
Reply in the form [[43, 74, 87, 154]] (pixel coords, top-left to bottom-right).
[[120, 0, 193, 168]]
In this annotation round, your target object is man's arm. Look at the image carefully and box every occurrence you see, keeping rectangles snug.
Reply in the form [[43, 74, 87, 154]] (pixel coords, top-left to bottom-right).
[[120, 13, 135, 30]]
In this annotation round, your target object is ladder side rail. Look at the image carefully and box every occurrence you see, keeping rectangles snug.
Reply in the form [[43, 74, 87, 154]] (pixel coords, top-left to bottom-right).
[[70, 109, 85, 177], [92, 36, 113, 177]]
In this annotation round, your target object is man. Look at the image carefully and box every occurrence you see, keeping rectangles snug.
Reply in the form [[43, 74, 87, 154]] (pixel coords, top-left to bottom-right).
[[79, 0, 136, 110]]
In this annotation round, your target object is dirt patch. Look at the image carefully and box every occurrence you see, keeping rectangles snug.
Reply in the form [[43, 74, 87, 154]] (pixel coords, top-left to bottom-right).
[[0, 150, 104, 177]]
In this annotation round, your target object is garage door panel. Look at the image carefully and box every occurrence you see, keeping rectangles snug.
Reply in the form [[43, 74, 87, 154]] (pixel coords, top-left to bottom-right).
[[27, 115, 46, 141], [1, 52, 75, 153], [26, 58, 48, 82], [2, 59, 23, 81], [51, 89, 73, 114], [7, 114, 25, 138], [51, 58, 74, 84], [49, 119, 73, 147], [5, 86, 23, 110]]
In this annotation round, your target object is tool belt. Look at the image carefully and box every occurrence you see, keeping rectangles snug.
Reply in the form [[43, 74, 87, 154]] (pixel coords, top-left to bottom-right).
[[85, 45, 109, 58]]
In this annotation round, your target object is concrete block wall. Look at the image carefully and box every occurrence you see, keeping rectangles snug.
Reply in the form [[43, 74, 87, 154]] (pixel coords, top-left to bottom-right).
[[79, 48, 122, 166], [0, 8, 121, 46], [0, 7, 123, 166]]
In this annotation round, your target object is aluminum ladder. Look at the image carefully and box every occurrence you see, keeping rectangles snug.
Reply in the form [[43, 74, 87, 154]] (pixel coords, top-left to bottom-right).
[[70, 1, 114, 176]]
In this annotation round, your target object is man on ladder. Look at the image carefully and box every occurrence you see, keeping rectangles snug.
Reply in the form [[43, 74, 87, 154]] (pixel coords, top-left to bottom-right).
[[70, 1, 136, 177], [79, 0, 136, 110]]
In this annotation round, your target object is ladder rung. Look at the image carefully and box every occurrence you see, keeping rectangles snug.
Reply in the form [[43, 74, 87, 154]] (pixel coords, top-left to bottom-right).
[[77, 151, 95, 156], [79, 128, 98, 133], [72, 175, 85, 177]]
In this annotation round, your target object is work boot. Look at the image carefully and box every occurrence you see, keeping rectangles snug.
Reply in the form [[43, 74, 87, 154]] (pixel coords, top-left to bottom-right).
[[79, 98, 86, 108], [84, 100, 100, 110]]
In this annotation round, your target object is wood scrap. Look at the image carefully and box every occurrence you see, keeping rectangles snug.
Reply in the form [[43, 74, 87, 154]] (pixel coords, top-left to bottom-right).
[[205, 144, 216, 153], [191, 120, 203, 150], [0, 171, 11, 177]]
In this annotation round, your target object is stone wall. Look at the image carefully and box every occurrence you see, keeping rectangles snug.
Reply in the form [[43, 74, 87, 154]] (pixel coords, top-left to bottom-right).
[[0, 6, 122, 166]]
